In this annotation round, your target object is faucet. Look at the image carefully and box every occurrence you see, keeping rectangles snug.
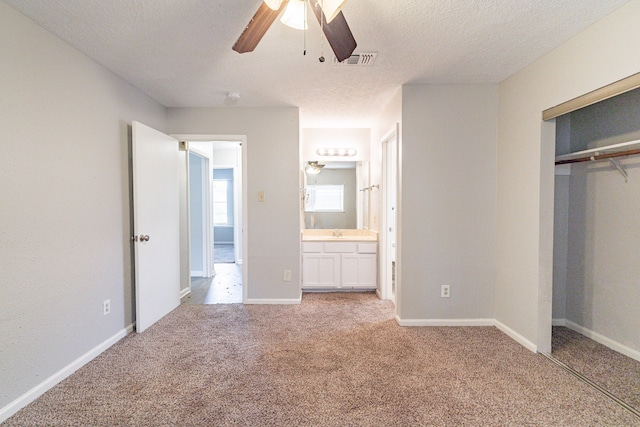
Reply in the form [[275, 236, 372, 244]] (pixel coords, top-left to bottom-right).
[[332, 229, 343, 238]]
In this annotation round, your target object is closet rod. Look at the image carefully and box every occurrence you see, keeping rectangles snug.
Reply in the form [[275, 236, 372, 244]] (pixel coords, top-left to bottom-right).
[[555, 148, 640, 165]]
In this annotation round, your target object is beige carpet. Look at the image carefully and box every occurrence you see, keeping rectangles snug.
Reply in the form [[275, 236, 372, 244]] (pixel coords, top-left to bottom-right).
[[4, 293, 640, 426]]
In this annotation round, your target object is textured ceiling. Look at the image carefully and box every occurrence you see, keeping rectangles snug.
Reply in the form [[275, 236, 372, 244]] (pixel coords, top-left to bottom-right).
[[4, 0, 629, 127]]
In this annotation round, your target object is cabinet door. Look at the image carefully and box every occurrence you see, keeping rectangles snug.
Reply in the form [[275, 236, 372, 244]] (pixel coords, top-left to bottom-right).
[[341, 254, 377, 289], [357, 254, 377, 288], [302, 254, 340, 288]]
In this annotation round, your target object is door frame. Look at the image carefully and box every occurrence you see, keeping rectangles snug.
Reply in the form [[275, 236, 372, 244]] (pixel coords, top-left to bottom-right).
[[188, 148, 213, 278], [380, 125, 399, 303], [173, 134, 248, 303]]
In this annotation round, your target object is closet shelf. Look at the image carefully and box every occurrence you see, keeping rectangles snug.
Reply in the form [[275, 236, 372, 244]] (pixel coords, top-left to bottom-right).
[[555, 139, 640, 182], [555, 139, 640, 165]]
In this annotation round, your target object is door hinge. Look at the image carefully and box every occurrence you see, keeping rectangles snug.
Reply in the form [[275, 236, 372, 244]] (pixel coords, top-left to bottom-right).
[[179, 141, 188, 151], [131, 235, 138, 242]]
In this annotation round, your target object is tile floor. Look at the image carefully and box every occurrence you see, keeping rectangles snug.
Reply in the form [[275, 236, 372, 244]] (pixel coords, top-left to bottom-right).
[[182, 263, 242, 304]]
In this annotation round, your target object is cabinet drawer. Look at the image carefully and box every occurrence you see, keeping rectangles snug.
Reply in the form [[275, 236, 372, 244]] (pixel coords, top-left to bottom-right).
[[302, 242, 324, 253], [358, 243, 377, 254], [324, 242, 357, 253]]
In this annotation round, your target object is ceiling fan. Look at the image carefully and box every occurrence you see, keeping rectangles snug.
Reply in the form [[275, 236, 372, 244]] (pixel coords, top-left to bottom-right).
[[232, 0, 357, 62]]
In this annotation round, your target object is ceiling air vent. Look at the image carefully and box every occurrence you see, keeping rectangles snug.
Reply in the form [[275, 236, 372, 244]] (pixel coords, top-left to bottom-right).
[[332, 52, 377, 66]]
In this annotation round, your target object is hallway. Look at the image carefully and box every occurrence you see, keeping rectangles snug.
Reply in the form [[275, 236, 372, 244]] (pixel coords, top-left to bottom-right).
[[182, 263, 242, 304]]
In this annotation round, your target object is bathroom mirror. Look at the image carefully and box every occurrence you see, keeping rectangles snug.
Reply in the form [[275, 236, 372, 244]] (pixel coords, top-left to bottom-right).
[[303, 161, 369, 229]]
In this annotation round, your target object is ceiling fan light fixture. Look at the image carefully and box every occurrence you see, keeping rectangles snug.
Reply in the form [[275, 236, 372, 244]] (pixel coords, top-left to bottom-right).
[[305, 161, 324, 175], [263, 0, 284, 11], [320, 0, 347, 23], [280, 0, 308, 30]]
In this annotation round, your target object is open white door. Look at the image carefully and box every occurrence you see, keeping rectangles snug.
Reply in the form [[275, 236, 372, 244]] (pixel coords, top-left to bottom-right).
[[381, 125, 399, 302], [132, 121, 180, 332]]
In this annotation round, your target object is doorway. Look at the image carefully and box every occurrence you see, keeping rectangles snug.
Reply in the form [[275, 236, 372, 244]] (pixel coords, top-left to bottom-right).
[[381, 125, 399, 303], [182, 138, 245, 304], [212, 167, 236, 264]]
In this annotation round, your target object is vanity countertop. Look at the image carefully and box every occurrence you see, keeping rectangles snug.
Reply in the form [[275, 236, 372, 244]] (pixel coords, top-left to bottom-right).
[[301, 230, 378, 242]]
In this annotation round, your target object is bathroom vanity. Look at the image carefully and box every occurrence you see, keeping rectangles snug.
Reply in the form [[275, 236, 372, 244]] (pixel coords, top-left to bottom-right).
[[301, 230, 378, 291]]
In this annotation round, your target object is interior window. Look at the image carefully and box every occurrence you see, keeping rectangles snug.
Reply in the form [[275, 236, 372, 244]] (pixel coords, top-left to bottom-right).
[[213, 180, 229, 225], [305, 184, 344, 212]]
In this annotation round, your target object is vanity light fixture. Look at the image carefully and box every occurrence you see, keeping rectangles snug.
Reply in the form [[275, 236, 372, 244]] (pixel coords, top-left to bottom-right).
[[316, 147, 357, 157]]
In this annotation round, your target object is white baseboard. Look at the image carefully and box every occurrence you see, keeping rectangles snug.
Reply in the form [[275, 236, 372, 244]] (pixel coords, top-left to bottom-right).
[[395, 316, 494, 327], [557, 319, 640, 362], [393, 316, 537, 353], [180, 287, 191, 299], [552, 318, 567, 327], [244, 297, 301, 305], [0, 324, 134, 424], [494, 319, 537, 353], [395, 316, 539, 352]]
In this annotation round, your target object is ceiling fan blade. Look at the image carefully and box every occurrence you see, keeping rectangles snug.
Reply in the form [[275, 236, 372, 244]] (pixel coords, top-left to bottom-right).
[[308, 0, 357, 62], [233, 0, 289, 53]]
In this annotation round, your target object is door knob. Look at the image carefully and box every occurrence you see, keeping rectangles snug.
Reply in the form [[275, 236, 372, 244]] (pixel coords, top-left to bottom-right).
[[140, 235, 150, 242]]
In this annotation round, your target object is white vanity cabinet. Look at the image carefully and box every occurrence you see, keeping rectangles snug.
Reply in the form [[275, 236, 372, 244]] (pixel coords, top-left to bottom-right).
[[302, 241, 377, 290]]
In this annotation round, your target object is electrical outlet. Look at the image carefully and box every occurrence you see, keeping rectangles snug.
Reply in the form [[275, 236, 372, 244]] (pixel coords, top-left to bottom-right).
[[103, 299, 111, 316], [441, 285, 450, 298], [283, 269, 292, 282]]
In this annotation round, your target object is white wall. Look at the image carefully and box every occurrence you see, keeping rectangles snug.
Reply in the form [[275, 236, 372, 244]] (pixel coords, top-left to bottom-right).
[[496, 0, 640, 352], [398, 85, 498, 322], [167, 108, 300, 302], [0, 2, 167, 413]]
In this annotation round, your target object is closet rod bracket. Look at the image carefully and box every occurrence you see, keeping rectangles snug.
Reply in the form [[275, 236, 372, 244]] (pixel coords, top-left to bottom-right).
[[608, 158, 628, 182]]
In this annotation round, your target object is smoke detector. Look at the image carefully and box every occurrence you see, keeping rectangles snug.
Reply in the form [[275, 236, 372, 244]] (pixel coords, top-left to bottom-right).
[[332, 52, 377, 66], [224, 92, 241, 106]]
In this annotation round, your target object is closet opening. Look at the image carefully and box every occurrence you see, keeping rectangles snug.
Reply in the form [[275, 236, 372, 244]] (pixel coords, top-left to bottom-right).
[[549, 82, 640, 414]]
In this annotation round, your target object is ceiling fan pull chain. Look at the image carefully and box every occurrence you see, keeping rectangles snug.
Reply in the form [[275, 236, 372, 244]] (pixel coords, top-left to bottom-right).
[[319, 0, 325, 62], [303, 0, 307, 55]]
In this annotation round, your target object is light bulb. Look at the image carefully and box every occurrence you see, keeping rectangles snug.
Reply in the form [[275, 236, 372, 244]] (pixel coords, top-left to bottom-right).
[[280, 0, 308, 30], [264, 0, 283, 10]]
